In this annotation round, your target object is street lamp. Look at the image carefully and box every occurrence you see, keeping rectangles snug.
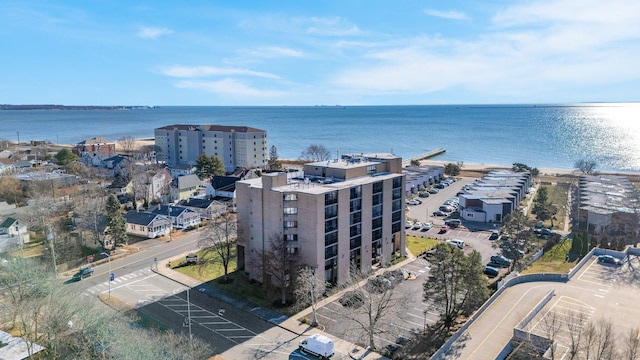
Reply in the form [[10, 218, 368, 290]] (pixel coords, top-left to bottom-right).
[[101, 252, 111, 299]]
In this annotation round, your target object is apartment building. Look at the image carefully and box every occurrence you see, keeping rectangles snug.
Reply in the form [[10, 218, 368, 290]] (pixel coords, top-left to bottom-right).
[[154, 124, 267, 172], [236, 153, 406, 284]]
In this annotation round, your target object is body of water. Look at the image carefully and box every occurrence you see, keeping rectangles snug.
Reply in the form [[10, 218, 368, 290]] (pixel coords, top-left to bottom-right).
[[1, 103, 639, 172]]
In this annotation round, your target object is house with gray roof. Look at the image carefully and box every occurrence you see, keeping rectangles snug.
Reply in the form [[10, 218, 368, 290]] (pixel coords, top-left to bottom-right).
[[148, 204, 201, 229], [171, 174, 203, 201], [176, 198, 227, 219], [205, 175, 241, 199], [123, 211, 171, 239]]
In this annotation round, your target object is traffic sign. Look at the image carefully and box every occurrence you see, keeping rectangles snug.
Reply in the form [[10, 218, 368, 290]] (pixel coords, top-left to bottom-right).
[[109, 272, 115, 281]]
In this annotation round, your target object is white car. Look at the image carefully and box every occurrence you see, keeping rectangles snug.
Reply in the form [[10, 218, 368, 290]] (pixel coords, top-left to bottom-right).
[[421, 223, 433, 231], [407, 200, 420, 206], [412, 222, 422, 230], [405, 220, 414, 229]]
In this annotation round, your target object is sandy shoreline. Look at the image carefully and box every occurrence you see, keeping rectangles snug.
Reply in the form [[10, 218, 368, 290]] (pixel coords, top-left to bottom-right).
[[60, 138, 639, 179]]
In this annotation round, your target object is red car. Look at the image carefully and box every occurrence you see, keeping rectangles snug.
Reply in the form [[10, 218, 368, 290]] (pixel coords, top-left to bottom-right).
[[439, 225, 449, 234]]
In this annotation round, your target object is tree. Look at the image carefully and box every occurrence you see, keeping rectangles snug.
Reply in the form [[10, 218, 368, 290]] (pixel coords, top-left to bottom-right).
[[54, 148, 78, 167], [105, 194, 128, 247], [512, 162, 540, 176], [267, 145, 282, 170], [622, 326, 640, 360], [336, 269, 409, 350], [410, 159, 420, 166], [294, 267, 327, 327], [532, 187, 558, 227], [575, 159, 597, 175], [444, 163, 461, 177], [258, 233, 298, 305], [423, 244, 489, 331], [117, 135, 137, 156], [198, 212, 236, 283], [299, 144, 331, 161], [195, 154, 225, 179]]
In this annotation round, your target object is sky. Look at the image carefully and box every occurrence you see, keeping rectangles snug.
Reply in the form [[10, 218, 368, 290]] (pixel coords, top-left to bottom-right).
[[2, 0, 640, 106]]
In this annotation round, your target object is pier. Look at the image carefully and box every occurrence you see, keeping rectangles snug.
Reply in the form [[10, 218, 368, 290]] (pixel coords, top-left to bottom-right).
[[402, 148, 446, 167]]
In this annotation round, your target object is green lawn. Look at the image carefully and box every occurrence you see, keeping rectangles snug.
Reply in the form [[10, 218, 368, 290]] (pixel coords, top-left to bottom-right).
[[172, 247, 237, 282], [406, 235, 440, 257], [521, 238, 578, 274]]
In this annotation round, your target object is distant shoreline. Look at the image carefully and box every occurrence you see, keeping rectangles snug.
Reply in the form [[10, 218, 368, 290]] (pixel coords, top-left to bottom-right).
[[0, 104, 153, 111]]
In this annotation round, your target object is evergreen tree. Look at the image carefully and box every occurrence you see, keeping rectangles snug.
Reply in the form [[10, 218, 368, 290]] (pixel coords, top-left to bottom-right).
[[267, 145, 282, 170], [54, 148, 78, 167], [195, 154, 226, 179], [105, 194, 128, 247]]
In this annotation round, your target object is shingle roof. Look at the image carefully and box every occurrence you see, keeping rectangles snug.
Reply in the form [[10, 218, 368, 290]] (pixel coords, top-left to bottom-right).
[[210, 176, 240, 192], [177, 198, 215, 209], [123, 211, 166, 226], [0, 217, 17, 228], [148, 205, 195, 217], [177, 174, 201, 190]]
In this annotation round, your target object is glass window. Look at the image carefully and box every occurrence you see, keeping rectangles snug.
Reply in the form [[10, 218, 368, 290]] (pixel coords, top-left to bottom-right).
[[284, 221, 298, 229], [284, 207, 298, 215], [325, 204, 338, 218], [325, 191, 338, 205], [373, 181, 383, 193], [350, 186, 361, 199], [393, 177, 402, 188]]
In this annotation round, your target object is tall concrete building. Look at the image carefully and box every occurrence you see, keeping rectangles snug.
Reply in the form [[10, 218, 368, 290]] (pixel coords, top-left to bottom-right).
[[236, 153, 406, 284], [154, 124, 267, 172]]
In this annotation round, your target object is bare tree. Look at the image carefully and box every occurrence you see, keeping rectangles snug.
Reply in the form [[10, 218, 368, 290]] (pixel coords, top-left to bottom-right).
[[335, 269, 409, 350], [117, 135, 137, 156], [564, 310, 587, 360], [293, 266, 327, 327], [575, 159, 597, 175], [539, 310, 562, 360], [0, 176, 23, 204], [198, 212, 237, 283], [299, 144, 331, 161], [622, 327, 640, 360], [258, 233, 299, 305], [594, 318, 616, 360]]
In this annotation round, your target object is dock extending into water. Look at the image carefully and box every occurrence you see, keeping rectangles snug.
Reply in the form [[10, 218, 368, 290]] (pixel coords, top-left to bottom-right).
[[402, 148, 446, 167]]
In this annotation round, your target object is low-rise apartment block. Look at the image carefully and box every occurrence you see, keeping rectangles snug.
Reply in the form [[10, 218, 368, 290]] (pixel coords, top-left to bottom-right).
[[236, 153, 406, 284]]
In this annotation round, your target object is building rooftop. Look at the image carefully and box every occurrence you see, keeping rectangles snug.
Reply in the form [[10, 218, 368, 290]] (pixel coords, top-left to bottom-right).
[[156, 124, 265, 133]]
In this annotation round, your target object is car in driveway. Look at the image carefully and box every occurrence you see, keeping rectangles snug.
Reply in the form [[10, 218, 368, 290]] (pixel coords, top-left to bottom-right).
[[597, 254, 622, 266], [421, 223, 433, 231], [71, 267, 94, 281]]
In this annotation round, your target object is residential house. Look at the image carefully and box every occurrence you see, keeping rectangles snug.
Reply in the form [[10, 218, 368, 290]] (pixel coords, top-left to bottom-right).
[[206, 175, 240, 199], [458, 170, 532, 223], [148, 205, 201, 229], [236, 153, 406, 285], [123, 211, 171, 239], [154, 124, 267, 172], [0, 158, 15, 174], [168, 163, 196, 178], [74, 136, 116, 156], [176, 198, 227, 220], [143, 168, 172, 203], [171, 174, 203, 201], [106, 174, 132, 197], [101, 155, 130, 176], [0, 217, 30, 252]]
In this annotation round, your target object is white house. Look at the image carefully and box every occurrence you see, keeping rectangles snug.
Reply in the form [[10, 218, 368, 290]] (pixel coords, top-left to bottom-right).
[[148, 205, 201, 229], [123, 211, 171, 239]]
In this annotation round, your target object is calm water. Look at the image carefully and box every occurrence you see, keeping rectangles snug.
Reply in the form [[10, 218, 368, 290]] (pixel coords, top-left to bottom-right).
[[1, 103, 639, 172]]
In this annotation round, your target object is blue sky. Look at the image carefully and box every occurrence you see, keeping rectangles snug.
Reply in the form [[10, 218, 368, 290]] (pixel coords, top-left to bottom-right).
[[2, 1, 639, 106]]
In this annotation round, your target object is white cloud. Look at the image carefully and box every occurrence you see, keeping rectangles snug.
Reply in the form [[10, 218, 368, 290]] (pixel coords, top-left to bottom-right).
[[423, 9, 470, 21], [158, 66, 280, 79], [174, 79, 287, 97], [137, 26, 173, 39], [237, 46, 304, 59], [300, 16, 362, 36]]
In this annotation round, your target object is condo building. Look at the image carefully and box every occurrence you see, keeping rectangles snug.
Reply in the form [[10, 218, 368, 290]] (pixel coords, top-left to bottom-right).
[[236, 153, 406, 284], [154, 124, 267, 172]]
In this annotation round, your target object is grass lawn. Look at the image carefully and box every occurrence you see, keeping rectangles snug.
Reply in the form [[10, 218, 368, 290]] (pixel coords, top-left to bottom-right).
[[406, 235, 440, 257], [522, 238, 578, 274], [172, 247, 237, 283]]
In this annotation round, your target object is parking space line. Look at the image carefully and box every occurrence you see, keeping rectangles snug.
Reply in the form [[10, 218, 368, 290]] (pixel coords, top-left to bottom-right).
[[316, 313, 337, 322], [390, 323, 413, 332]]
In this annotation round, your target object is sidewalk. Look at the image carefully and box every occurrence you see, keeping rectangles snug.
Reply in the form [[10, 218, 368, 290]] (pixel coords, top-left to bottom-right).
[[152, 251, 417, 360]]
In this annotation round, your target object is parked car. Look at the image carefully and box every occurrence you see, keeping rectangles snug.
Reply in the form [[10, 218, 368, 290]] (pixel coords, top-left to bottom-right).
[[436, 184, 446, 189], [412, 222, 423, 230], [484, 266, 500, 278], [439, 205, 455, 213], [598, 255, 622, 266], [414, 198, 423, 204], [71, 267, 94, 281], [439, 225, 449, 234], [405, 220, 414, 229], [444, 219, 462, 228], [428, 188, 439, 194], [418, 192, 430, 198], [489, 230, 500, 240], [421, 222, 433, 231], [490, 255, 512, 268], [432, 210, 447, 217], [446, 239, 465, 249], [407, 200, 420, 206]]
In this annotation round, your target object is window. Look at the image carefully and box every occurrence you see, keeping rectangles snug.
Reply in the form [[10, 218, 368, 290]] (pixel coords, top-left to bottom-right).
[[325, 191, 338, 205], [372, 204, 383, 217], [367, 165, 376, 174], [284, 221, 298, 229], [350, 186, 361, 199], [350, 224, 361, 237], [286, 234, 298, 242], [350, 198, 361, 212], [393, 177, 402, 188], [325, 204, 338, 218], [325, 218, 338, 233], [284, 207, 298, 215], [350, 212, 361, 224], [373, 181, 383, 193], [372, 193, 383, 206], [372, 217, 382, 230]]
